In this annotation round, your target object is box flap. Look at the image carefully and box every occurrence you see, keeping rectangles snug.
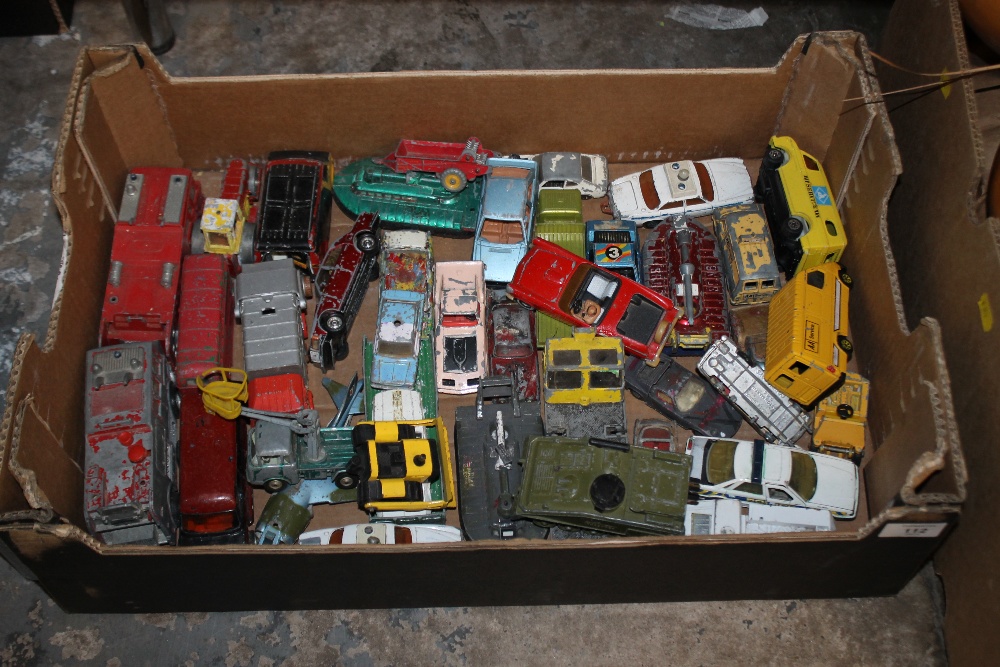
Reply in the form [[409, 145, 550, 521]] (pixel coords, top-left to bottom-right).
[[878, 0, 999, 663]]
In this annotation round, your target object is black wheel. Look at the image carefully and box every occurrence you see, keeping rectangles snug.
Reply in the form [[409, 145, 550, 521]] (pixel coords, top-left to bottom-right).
[[355, 231, 378, 254], [238, 222, 256, 266], [319, 310, 345, 334], [781, 216, 804, 239], [334, 471, 359, 490], [247, 164, 261, 199], [837, 335, 854, 360], [763, 147, 786, 169], [264, 478, 287, 493], [334, 340, 350, 362], [838, 269, 854, 288], [836, 403, 854, 420], [352, 424, 376, 449], [190, 230, 206, 254]]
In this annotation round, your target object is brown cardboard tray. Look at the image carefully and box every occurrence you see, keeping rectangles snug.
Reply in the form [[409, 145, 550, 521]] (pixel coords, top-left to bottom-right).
[[0, 32, 965, 613]]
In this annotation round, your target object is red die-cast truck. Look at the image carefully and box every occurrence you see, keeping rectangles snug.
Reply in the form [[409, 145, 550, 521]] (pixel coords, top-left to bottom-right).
[[174, 253, 251, 544], [83, 341, 179, 546], [100, 167, 205, 352], [374, 137, 496, 192], [508, 238, 679, 364]]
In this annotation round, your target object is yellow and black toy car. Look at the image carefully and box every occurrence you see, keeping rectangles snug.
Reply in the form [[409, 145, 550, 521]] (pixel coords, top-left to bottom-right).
[[755, 135, 847, 278]]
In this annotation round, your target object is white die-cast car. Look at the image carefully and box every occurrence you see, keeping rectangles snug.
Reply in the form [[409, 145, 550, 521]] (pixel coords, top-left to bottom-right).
[[607, 158, 753, 226], [523, 151, 610, 199], [686, 436, 859, 519]]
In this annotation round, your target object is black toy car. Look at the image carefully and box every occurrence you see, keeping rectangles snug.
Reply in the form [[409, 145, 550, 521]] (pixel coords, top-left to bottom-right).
[[624, 354, 743, 438]]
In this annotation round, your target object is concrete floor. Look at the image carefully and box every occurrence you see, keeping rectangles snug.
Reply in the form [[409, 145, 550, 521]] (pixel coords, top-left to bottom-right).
[[0, 1, 950, 665]]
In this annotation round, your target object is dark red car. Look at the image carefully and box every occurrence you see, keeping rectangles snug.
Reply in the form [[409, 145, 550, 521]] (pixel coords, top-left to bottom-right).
[[309, 212, 381, 369], [487, 295, 539, 401], [100, 167, 204, 352], [643, 219, 730, 354], [174, 253, 251, 545], [507, 238, 679, 363], [254, 150, 334, 279], [374, 137, 496, 192]]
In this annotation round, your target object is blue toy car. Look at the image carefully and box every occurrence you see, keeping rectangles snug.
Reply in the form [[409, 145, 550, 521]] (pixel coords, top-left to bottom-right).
[[473, 157, 538, 284], [585, 219, 643, 283], [370, 289, 425, 389]]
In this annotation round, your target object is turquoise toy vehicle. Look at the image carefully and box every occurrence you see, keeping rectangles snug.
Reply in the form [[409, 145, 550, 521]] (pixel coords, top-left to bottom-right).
[[333, 158, 485, 235]]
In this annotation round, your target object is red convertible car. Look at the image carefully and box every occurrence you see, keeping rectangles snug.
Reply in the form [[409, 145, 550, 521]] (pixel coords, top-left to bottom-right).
[[507, 238, 679, 363]]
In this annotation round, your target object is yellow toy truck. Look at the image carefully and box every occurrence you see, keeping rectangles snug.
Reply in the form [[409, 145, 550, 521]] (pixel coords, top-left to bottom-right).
[[764, 262, 852, 406], [756, 135, 847, 278], [811, 372, 870, 464], [541, 328, 627, 441], [713, 202, 781, 306]]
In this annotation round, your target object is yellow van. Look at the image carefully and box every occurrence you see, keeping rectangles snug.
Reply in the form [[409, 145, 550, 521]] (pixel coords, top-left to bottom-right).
[[756, 135, 847, 277], [764, 262, 852, 406]]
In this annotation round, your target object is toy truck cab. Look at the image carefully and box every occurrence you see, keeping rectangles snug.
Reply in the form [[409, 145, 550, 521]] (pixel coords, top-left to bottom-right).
[[541, 329, 627, 441], [254, 151, 334, 279], [100, 167, 204, 352], [811, 371, 870, 463], [199, 158, 259, 259]]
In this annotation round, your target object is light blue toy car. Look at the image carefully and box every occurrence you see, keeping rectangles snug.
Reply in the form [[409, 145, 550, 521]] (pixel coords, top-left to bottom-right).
[[473, 157, 538, 284], [370, 289, 425, 389]]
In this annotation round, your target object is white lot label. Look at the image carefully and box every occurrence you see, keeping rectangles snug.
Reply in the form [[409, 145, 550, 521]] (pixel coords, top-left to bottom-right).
[[878, 523, 948, 538]]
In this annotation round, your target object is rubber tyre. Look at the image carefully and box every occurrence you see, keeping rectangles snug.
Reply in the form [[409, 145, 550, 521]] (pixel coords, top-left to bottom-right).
[[355, 231, 378, 254], [334, 471, 359, 490], [763, 147, 786, 169], [781, 216, 804, 239], [441, 168, 467, 193], [319, 310, 345, 334], [837, 335, 854, 360], [335, 340, 350, 362], [838, 269, 854, 288], [264, 478, 288, 493], [836, 403, 855, 420]]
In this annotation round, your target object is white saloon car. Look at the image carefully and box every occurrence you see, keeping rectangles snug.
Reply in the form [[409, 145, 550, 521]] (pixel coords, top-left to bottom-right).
[[686, 436, 859, 519], [524, 152, 610, 199], [607, 158, 753, 226]]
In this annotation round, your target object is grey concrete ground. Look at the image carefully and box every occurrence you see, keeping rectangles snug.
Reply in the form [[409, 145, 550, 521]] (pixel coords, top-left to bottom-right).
[[0, 1, 949, 665]]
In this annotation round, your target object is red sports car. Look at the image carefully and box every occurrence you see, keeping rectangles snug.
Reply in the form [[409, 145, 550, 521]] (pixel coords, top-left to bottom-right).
[[507, 238, 679, 363]]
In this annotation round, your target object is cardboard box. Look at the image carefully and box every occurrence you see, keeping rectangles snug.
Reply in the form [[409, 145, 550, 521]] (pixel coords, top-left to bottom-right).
[[0, 33, 965, 613], [878, 0, 1000, 663]]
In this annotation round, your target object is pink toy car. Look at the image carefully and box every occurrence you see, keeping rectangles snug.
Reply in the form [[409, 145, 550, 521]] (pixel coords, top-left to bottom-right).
[[435, 261, 488, 394]]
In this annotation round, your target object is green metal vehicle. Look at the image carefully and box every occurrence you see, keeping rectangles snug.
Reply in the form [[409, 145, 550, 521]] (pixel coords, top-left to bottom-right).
[[532, 189, 585, 346], [517, 435, 695, 536], [333, 158, 485, 235]]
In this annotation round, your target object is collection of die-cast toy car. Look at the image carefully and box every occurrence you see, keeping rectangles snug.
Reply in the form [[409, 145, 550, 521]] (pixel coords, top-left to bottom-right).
[[83, 136, 868, 547]]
